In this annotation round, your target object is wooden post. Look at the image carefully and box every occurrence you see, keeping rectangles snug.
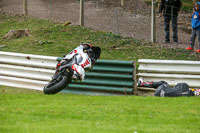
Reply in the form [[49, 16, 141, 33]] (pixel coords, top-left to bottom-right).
[[134, 0, 137, 17], [121, 0, 125, 8], [133, 61, 137, 95], [80, 0, 84, 26], [94, 0, 98, 8], [0, 0, 4, 10], [23, 0, 28, 16], [116, 10, 120, 34], [49, 0, 52, 19], [151, 0, 156, 42]]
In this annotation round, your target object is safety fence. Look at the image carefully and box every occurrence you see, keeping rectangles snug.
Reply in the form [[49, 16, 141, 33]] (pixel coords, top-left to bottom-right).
[[0, 0, 193, 46], [0, 51, 136, 95], [137, 59, 200, 91], [0, 0, 182, 43]]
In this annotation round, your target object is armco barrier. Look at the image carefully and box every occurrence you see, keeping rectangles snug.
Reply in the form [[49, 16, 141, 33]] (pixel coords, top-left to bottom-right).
[[0, 51, 136, 95], [137, 59, 200, 91]]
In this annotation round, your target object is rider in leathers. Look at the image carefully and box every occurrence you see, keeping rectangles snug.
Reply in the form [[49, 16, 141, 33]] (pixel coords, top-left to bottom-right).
[[61, 43, 101, 81]]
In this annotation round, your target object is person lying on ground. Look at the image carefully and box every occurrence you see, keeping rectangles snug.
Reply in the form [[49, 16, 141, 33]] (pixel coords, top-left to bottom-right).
[[137, 78, 200, 97]]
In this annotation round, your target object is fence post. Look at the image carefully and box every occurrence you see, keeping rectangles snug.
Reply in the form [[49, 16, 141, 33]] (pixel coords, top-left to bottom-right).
[[49, 0, 52, 19], [0, 0, 4, 10], [151, 0, 156, 42], [80, 0, 84, 26], [23, 0, 28, 16], [94, 0, 98, 8], [134, 0, 138, 17], [116, 10, 120, 34], [133, 61, 137, 95], [121, 0, 125, 8]]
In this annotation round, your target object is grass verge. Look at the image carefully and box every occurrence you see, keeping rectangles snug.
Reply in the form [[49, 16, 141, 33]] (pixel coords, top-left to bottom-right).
[[0, 87, 200, 133]]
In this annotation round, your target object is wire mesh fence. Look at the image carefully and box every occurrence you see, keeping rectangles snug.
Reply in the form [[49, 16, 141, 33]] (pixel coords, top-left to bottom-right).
[[156, 3, 192, 49], [0, 0, 23, 14], [0, 0, 194, 48]]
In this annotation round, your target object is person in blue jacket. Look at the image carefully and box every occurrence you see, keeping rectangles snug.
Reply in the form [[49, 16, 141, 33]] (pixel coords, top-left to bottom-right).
[[186, 2, 200, 53]]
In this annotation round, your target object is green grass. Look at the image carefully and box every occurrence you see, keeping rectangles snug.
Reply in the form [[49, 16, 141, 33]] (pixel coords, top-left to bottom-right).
[[0, 87, 200, 133]]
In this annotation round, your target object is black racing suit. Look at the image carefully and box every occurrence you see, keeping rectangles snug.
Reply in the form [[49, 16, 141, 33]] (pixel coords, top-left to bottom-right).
[[138, 80, 194, 97], [154, 82, 194, 97]]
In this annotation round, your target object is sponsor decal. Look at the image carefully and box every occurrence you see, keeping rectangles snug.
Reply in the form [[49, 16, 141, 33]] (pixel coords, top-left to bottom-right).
[[81, 59, 90, 68]]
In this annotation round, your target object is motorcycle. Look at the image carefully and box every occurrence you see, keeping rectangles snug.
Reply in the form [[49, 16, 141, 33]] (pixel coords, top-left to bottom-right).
[[43, 43, 101, 94]]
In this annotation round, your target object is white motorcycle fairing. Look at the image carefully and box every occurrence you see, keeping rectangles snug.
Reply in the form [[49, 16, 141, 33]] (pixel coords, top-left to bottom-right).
[[63, 45, 92, 80]]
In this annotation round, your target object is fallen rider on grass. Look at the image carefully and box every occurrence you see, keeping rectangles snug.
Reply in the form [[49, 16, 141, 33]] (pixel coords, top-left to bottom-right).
[[137, 78, 200, 97]]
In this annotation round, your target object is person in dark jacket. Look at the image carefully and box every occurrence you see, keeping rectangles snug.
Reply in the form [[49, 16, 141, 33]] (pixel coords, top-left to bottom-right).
[[159, 0, 182, 43], [186, 2, 200, 53]]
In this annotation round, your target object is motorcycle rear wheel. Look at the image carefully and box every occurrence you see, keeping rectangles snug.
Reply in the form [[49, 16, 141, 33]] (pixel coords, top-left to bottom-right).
[[43, 75, 70, 94]]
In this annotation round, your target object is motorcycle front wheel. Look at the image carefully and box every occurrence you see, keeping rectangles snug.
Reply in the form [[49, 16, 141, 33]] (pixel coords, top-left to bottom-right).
[[43, 75, 70, 94]]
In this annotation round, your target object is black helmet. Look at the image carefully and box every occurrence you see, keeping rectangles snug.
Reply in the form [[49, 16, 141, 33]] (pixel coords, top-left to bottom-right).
[[80, 42, 91, 52], [80, 42, 101, 64]]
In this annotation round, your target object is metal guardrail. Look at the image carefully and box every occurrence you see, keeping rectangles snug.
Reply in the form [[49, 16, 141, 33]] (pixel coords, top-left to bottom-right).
[[0, 51, 56, 91], [0, 51, 136, 95], [137, 59, 200, 91]]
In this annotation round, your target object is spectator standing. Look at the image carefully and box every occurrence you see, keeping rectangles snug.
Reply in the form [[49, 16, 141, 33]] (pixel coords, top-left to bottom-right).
[[186, 2, 200, 53], [159, 0, 182, 43]]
